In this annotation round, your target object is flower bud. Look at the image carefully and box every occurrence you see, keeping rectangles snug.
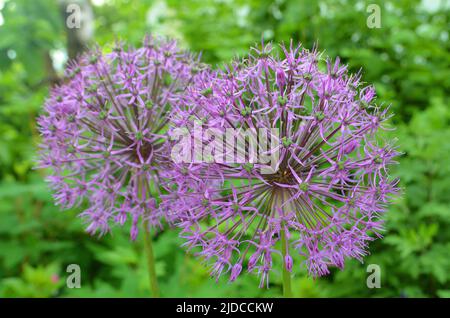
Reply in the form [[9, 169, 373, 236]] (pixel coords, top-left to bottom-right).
[[276, 68, 286, 88], [285, 254, 293, 272], [230, 263, 242, 282]]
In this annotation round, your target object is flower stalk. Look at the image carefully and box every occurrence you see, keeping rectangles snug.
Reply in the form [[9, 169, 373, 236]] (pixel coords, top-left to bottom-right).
[[143, 220, 160, 298], [280, 227, 292, 298]]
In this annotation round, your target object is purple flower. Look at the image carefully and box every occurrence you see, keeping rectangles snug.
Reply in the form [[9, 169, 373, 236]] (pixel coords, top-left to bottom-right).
[[165, 42, 400, 286], [38, 36, 204, 239]]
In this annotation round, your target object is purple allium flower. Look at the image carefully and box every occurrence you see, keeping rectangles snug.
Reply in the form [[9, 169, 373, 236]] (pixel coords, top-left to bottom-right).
[[166, 42, 400, 286], [38, 36, 204, 239]]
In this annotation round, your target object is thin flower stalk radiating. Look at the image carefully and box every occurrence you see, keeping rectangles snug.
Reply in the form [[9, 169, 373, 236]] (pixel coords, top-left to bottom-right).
[[166, 42, 400, 287], [38, 36, 203, 239]]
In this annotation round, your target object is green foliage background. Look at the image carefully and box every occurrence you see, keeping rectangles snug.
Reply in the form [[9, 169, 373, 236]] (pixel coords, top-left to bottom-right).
[[0, 0, 449, 298]]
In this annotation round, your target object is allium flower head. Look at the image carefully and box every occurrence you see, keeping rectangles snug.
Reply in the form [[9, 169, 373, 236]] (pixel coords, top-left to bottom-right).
[[166, 42, 400, 286], [38, 36, 203, 239]]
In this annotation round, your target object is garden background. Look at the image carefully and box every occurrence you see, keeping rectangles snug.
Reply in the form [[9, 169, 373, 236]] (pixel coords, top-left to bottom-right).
[[0, 0, 449, 297]]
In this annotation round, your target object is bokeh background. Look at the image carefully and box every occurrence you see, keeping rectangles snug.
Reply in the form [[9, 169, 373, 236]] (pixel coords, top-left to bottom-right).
[[0, 0, 449, 298]]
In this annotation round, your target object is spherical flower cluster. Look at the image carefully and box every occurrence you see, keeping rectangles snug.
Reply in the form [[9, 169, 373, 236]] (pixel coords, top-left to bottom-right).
[[38, 36, 203, 239], [166, 42, 400, 286]]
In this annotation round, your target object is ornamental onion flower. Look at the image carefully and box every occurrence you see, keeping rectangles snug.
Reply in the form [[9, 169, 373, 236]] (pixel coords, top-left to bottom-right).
[[38, 36, 203, 239], [165, 41, 400, 287]]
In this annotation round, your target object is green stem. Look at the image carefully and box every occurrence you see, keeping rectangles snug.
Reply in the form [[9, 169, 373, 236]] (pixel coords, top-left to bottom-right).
[[143, 221, 160, 298], [280, 228, 292, 298]]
